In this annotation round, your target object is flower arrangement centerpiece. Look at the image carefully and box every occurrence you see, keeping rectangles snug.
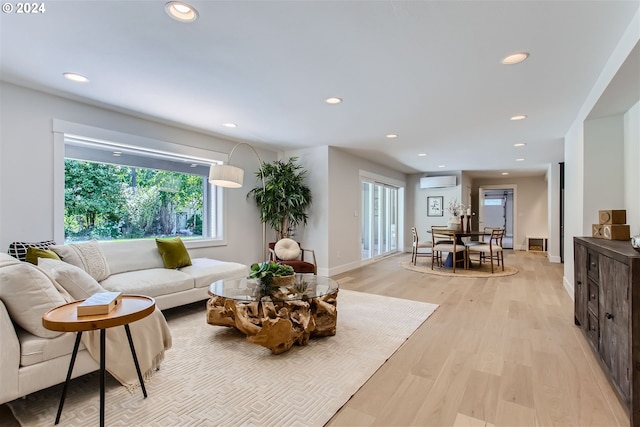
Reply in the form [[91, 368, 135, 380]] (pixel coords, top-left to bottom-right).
[[248, 261, 295, 298], [446, 198, 466, 230]]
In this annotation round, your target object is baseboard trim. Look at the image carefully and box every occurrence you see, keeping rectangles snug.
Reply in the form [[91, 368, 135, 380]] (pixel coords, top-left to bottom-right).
[[547, 254, 562, 263], [563, 276, 574, 301]]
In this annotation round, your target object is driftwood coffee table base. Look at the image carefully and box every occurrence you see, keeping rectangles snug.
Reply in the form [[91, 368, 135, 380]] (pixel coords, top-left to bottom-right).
[[207, 291, 338, 354]]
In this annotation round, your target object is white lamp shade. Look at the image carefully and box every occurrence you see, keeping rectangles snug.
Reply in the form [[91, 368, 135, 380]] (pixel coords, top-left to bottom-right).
[[208, 164, 244, 188]]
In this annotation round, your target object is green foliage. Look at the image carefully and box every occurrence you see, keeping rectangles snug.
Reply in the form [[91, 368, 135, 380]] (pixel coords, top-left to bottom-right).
[[64, 160, 127, 232], [122, 185, 160, 237], [246, 157, 312, 240], [187, 213, 202, 235], [64, 159, 205, 241], [248, 261, 295, 296]]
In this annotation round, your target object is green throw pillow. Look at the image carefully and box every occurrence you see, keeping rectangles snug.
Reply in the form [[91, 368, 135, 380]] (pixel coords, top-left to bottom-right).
[[156, 237, 192, 269], [25, 247, 61, 265]]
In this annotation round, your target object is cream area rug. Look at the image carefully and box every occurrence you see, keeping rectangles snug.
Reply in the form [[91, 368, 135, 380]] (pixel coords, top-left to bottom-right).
[[9, 289, 438, 427], [402, 259, 519, 278]]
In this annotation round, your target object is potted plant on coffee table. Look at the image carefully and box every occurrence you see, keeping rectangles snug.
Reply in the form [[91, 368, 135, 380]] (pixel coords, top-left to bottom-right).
[[248, 261, 295, 298]]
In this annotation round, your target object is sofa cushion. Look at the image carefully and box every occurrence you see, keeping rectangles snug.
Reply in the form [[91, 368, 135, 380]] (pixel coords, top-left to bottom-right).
[[156, 237, 192, 269], [0, 252, 20, 267], [17, 328, 84, 367], [98, 239, 165, 275], [37, 258, 106, 300], [179, 258, 250, 289], [100, 268, 194, 298], [0, 262, 66, 338], [50, 240, 111, 281], [7, 240, 56, 262], [25, 248, 60, 265]]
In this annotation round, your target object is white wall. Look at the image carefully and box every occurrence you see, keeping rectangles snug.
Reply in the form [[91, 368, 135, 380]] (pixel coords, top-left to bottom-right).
[[563, 11, 639, 295], [324, 147, 407, 276], [0, 82, 276, 266], [624, 101, 640, 237], [584, 115, 625, 225], [284, 146, 330, 272], [283, 146, 406, 276], [412, 173, 462, 248], [472, 177, 548, 251], [546, 162, 562, 263]]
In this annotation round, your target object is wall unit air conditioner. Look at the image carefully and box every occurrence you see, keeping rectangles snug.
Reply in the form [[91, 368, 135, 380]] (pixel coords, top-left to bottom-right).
[[420, 176, 456, 189]]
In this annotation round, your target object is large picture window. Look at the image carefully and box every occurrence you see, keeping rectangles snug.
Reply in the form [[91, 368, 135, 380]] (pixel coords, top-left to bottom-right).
[[63, 136, 222, 243]]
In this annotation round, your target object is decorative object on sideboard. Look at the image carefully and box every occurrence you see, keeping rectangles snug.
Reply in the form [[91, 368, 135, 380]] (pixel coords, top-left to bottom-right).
[[591, 209, 630, 241], [632, 234, 640, 251]]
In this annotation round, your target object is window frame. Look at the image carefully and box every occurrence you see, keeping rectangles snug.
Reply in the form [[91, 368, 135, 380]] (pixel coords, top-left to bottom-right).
[[53, 119, 229, 248]]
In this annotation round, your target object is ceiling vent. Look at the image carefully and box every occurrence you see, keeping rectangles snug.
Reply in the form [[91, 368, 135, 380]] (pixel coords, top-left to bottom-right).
[[420, 176, 456, 189]]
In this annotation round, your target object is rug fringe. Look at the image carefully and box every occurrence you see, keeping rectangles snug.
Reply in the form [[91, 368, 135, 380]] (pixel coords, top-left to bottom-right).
[[121, 350, 166, 394]]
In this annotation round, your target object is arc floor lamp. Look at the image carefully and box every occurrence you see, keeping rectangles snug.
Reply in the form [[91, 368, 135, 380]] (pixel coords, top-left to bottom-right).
[[208, 142, 267, 261]]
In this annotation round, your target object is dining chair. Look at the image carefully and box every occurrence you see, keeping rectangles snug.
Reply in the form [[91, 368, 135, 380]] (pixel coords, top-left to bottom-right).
[[466, 228, 505, 273], [411, 227, 432, 265], [431, 226, 466, 272]]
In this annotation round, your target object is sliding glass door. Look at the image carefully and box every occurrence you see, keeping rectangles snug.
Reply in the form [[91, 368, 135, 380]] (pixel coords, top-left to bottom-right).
[[361, 179, 399, 260]]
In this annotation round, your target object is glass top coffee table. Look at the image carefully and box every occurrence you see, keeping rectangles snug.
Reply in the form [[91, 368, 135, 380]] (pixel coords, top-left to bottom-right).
[[207, 275, 339, 354]]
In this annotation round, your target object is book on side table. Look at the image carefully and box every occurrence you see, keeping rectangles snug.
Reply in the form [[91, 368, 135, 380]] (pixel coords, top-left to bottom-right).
[[77, 291, 123, 316]]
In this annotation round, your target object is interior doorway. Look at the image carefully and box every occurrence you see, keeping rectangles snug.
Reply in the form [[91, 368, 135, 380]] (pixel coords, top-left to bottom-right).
[[478, 186, 515, 249]]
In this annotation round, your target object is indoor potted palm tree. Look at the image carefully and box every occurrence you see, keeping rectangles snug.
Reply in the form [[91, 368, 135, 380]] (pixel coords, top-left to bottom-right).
[[247, 157, 312, 240]]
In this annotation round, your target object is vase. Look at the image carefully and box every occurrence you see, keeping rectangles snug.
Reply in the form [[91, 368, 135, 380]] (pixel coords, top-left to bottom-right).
[[632, 234, 640, 252], [448, 217, 461, 231]]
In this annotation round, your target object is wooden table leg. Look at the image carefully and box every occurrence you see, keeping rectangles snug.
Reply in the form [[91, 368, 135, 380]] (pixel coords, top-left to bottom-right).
[[54, 331, 82, 425]]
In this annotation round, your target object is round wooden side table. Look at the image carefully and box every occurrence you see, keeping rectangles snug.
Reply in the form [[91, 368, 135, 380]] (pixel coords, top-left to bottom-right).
[[42, 294, 155, 427]]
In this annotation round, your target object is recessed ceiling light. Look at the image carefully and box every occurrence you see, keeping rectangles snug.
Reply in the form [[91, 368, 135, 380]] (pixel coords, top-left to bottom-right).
[[223, 123, 237, 128], [501, 172, 509, 175], [165, 1, 198, 22], [190, 164, 197, 168], [510, 115, 528, 121], [386, 134, 398, 139], [438, 165, 446, 168], [63, 72, 89, 83], [113, 151, 122, 157], [514, 142, 527, 147], [501, 52, 529, 65], [516, 158, 525, 162], [325, 97, 343, 104], [418, 153, 427, 157]]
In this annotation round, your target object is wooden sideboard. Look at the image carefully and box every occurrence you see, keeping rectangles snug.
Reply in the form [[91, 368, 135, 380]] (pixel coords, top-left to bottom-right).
[[574, 237, 640, 426]]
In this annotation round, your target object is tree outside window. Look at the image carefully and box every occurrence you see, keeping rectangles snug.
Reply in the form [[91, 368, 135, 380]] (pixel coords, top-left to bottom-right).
[[64, 159, 205, 242]]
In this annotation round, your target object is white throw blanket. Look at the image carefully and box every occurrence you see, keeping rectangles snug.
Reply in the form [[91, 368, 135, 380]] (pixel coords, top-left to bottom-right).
[[44, 273, 173, 392], [80, 307, 172, 392]]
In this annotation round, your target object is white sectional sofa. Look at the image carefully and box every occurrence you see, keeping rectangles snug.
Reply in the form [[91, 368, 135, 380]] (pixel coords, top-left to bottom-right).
[[0, 239, 248, 405], [92, 239, 248, 310]]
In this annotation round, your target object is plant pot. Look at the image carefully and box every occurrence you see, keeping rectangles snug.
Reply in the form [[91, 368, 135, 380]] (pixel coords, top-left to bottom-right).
[[270, 275, 295, 287]]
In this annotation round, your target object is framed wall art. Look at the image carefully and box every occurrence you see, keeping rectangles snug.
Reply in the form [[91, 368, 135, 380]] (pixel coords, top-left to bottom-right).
[[427, 196, 443, 217]]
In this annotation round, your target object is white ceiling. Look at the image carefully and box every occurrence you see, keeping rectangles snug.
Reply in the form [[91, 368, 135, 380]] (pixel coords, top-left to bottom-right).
[[2, 1, 639, 177]]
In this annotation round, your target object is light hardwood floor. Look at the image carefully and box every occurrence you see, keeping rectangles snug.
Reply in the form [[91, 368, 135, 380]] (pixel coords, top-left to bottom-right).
[[0, 250, 628, 427], [327, 250, 628, 427]]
